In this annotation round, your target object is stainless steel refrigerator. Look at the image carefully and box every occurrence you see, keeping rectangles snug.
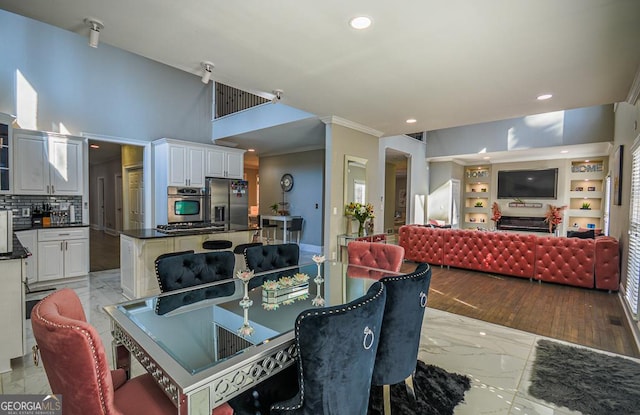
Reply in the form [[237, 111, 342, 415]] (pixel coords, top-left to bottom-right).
[[206, 178, 249, 226]]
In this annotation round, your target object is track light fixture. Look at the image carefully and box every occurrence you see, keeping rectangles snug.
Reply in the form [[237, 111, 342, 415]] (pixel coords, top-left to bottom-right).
[[84, 18, 104, 48], [201, 61, 214, 84], [271, 89, 284, 103]]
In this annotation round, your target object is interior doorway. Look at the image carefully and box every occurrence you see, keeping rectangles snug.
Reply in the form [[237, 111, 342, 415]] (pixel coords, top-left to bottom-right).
[[384, 149, 410, 236], [88, 139, 145, 271]]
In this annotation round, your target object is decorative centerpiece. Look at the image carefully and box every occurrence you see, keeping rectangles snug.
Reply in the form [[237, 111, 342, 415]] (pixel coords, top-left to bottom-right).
[[544, 204, 567, 235], [345, 202, 375, 237], [311, 255, 326, 307], [236, 270, 255, 308], [235, 270, 255, 337], [262, 273, 309, 309]]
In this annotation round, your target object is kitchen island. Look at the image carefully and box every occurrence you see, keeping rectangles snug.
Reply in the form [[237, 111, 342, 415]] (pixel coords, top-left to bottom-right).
[[120, 225, 257, 299]]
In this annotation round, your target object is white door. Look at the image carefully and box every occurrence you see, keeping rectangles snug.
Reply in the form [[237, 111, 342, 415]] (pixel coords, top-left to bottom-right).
[[115, 174, 123, 233], [37, 241, 65, 281], [13, 134, 48, 194], [49, 136, 83, 195], [127, 168, 144, 230], [64, 239, 89, 277]]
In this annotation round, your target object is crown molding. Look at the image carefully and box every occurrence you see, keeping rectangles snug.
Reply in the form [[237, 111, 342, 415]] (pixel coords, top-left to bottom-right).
[[319, 116, 384, 137], [626, 63, 640, 105]]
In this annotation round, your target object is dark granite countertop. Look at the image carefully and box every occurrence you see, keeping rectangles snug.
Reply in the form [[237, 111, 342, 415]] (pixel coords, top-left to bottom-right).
[[0, 234, 29, 260], [121, 225, 258, 240], [14, 223, 90, 232]]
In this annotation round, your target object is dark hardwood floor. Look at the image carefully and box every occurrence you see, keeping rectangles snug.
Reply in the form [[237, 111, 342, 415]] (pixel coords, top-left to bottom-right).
[[89, 229, 120, 272], [400, 262, 640, 358]]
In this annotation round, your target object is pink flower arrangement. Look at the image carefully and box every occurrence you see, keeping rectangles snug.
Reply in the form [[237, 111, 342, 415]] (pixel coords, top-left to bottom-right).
[[491, 202, 502, 223], [544, 204, 567, 233]]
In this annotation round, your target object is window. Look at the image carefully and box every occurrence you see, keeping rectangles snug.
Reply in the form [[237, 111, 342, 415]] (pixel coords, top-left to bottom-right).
[[625, 142, 640, 319]]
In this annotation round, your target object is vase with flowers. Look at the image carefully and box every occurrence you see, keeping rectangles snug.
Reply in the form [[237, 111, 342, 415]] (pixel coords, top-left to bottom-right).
[[544, 204, 567, 235], [345, 202, 375, 236], [491, 202, 502, 230]]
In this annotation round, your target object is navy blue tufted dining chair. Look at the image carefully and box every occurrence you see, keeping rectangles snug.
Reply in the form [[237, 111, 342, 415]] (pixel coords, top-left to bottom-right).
[[372, 263, 432, 414], [244, 243, 300, 289], [269, 281, 387, 415], [154, 251, 236, 314]]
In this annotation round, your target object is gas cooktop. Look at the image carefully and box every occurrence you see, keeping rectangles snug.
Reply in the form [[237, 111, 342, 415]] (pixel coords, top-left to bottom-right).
[[155, 222, 226, 234]]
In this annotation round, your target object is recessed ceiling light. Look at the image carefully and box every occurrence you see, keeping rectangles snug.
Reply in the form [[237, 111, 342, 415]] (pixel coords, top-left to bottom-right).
[[247, 148, 255, 152], [560, 150, 569, 154], [90, 144, 100, 149], [483, 156, 490, 160], [537, 94, 553, 100], [349, 16, 372, 30], [406, 118, 417, 124], [584, 159, 590, 162]]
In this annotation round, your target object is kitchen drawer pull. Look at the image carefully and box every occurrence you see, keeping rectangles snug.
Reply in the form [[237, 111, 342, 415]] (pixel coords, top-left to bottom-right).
[[58, 233, 70, 236]]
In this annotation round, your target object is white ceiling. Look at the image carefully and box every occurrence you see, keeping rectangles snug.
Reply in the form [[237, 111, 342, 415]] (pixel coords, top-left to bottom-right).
[[2, 1, 639, 159]]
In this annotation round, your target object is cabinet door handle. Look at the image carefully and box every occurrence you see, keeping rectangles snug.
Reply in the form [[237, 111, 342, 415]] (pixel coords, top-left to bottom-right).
[[51, 185, 55, 194], [60, 241, 64, 251], [65, 241, 68, 250], [47, 185, 50, 193], [58, 233, 70, 236]]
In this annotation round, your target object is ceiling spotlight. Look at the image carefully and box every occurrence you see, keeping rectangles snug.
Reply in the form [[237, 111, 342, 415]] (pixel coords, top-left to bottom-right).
[[350, 16, 372, 30], [201, 61, 214, 84], [84, 18, 104, 48], [406, 118, 417, 124], [537, 94, 553, 101], [271, 89, 284, 104]]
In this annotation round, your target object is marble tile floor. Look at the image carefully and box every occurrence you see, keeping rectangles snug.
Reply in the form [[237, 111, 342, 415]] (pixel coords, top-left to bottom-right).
[[3, 268, 638, 415]]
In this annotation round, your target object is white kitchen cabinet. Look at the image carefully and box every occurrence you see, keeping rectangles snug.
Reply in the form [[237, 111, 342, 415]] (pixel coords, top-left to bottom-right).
[[0, 113, 14, 193], [37, 227, 89, 282], [205, 146, 245, 179], [13, 130, 84, 196], [164, 140, 205, 187], [15, 230, 38, 284], [120, 234, 175, 299]]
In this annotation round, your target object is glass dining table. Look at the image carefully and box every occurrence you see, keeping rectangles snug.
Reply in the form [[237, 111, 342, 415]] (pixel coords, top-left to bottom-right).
[[104, 260, 403, 415]]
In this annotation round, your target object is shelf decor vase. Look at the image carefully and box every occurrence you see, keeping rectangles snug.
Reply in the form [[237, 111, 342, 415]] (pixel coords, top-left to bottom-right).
[[358, 220, 365, 237]]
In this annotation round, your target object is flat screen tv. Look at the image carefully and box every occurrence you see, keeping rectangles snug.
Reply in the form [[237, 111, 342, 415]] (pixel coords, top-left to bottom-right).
[[497, 168, 558, 199]]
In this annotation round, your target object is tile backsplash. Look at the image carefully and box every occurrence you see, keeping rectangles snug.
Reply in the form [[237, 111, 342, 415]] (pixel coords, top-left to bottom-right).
[[0, 195, 82, 227]]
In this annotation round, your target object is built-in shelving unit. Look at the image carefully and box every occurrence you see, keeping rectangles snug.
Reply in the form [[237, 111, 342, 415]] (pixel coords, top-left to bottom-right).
[[463, 165, 491, 228], [567, 158, 607, 232]]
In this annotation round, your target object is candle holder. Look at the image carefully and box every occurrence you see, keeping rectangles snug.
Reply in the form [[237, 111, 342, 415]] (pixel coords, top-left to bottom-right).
[[311, 255, 325, 306], [236, 270, 255, 336]]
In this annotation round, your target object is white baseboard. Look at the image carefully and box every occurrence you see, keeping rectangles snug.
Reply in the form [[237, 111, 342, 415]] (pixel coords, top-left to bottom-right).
[[104, 227, 118, 237]]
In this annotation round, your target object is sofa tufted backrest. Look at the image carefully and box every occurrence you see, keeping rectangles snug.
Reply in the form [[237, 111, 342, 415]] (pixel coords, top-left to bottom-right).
[[444, 229, 536, 278], [534, 237, 595, 288], [347, 240, 404, 273], [398, 225, 445, 265], [594, 236, 620, 291]]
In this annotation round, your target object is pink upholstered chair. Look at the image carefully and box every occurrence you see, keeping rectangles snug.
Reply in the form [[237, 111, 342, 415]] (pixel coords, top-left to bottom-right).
[[347, 241, 405, 273], [31, 288, 233, 415]]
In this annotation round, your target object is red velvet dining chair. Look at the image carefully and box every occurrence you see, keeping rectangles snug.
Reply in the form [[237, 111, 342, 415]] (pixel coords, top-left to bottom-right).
[[347, 240, 405, 273], [31, 288, 233, 415]]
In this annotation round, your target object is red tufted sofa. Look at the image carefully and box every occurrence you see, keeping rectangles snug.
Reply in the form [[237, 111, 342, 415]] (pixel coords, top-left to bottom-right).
[[398, 225, 620, 291]]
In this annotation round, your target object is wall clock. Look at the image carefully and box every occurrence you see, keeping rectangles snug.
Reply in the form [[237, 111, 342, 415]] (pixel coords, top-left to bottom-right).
[[280, 173, 294, 192]]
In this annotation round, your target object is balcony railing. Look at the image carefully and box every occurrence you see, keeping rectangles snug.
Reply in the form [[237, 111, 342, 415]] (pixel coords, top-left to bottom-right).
[[215, 82, 269, 118]]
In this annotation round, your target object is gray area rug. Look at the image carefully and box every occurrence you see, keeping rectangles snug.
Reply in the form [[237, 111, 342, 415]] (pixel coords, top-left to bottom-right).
[[530, 339, 640, 415]]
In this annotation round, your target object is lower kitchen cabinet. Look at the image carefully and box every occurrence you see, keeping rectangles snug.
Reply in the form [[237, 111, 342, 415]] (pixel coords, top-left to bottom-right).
[[26, 227, 90, 284]]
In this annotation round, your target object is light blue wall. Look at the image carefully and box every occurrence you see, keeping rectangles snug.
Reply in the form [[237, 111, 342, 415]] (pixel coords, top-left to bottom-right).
[[426, 105, 614, 158], [259, 149, 325, 248], [0, 9, 212, 142]]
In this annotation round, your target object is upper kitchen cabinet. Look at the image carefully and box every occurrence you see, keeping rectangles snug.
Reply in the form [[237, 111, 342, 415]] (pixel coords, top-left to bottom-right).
[[154, 139, 206, 188], [205, 146, 245, 179], [0, 114, 13, 193], [13, 130, 84, 196]]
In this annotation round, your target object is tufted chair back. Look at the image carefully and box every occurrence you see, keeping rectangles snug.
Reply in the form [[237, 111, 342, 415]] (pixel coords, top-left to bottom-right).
[[244, 243, 300, 289], [154, 251, 236, 314], [31, 288, 178, 415], [347, 241, 404, 273], [372, 263, 432, 386], [271, 282, 387, 415]]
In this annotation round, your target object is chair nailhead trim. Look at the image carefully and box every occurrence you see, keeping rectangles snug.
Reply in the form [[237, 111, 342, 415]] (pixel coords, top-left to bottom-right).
[[271, 283, 385, 411], [33, 296, 110, 414]]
